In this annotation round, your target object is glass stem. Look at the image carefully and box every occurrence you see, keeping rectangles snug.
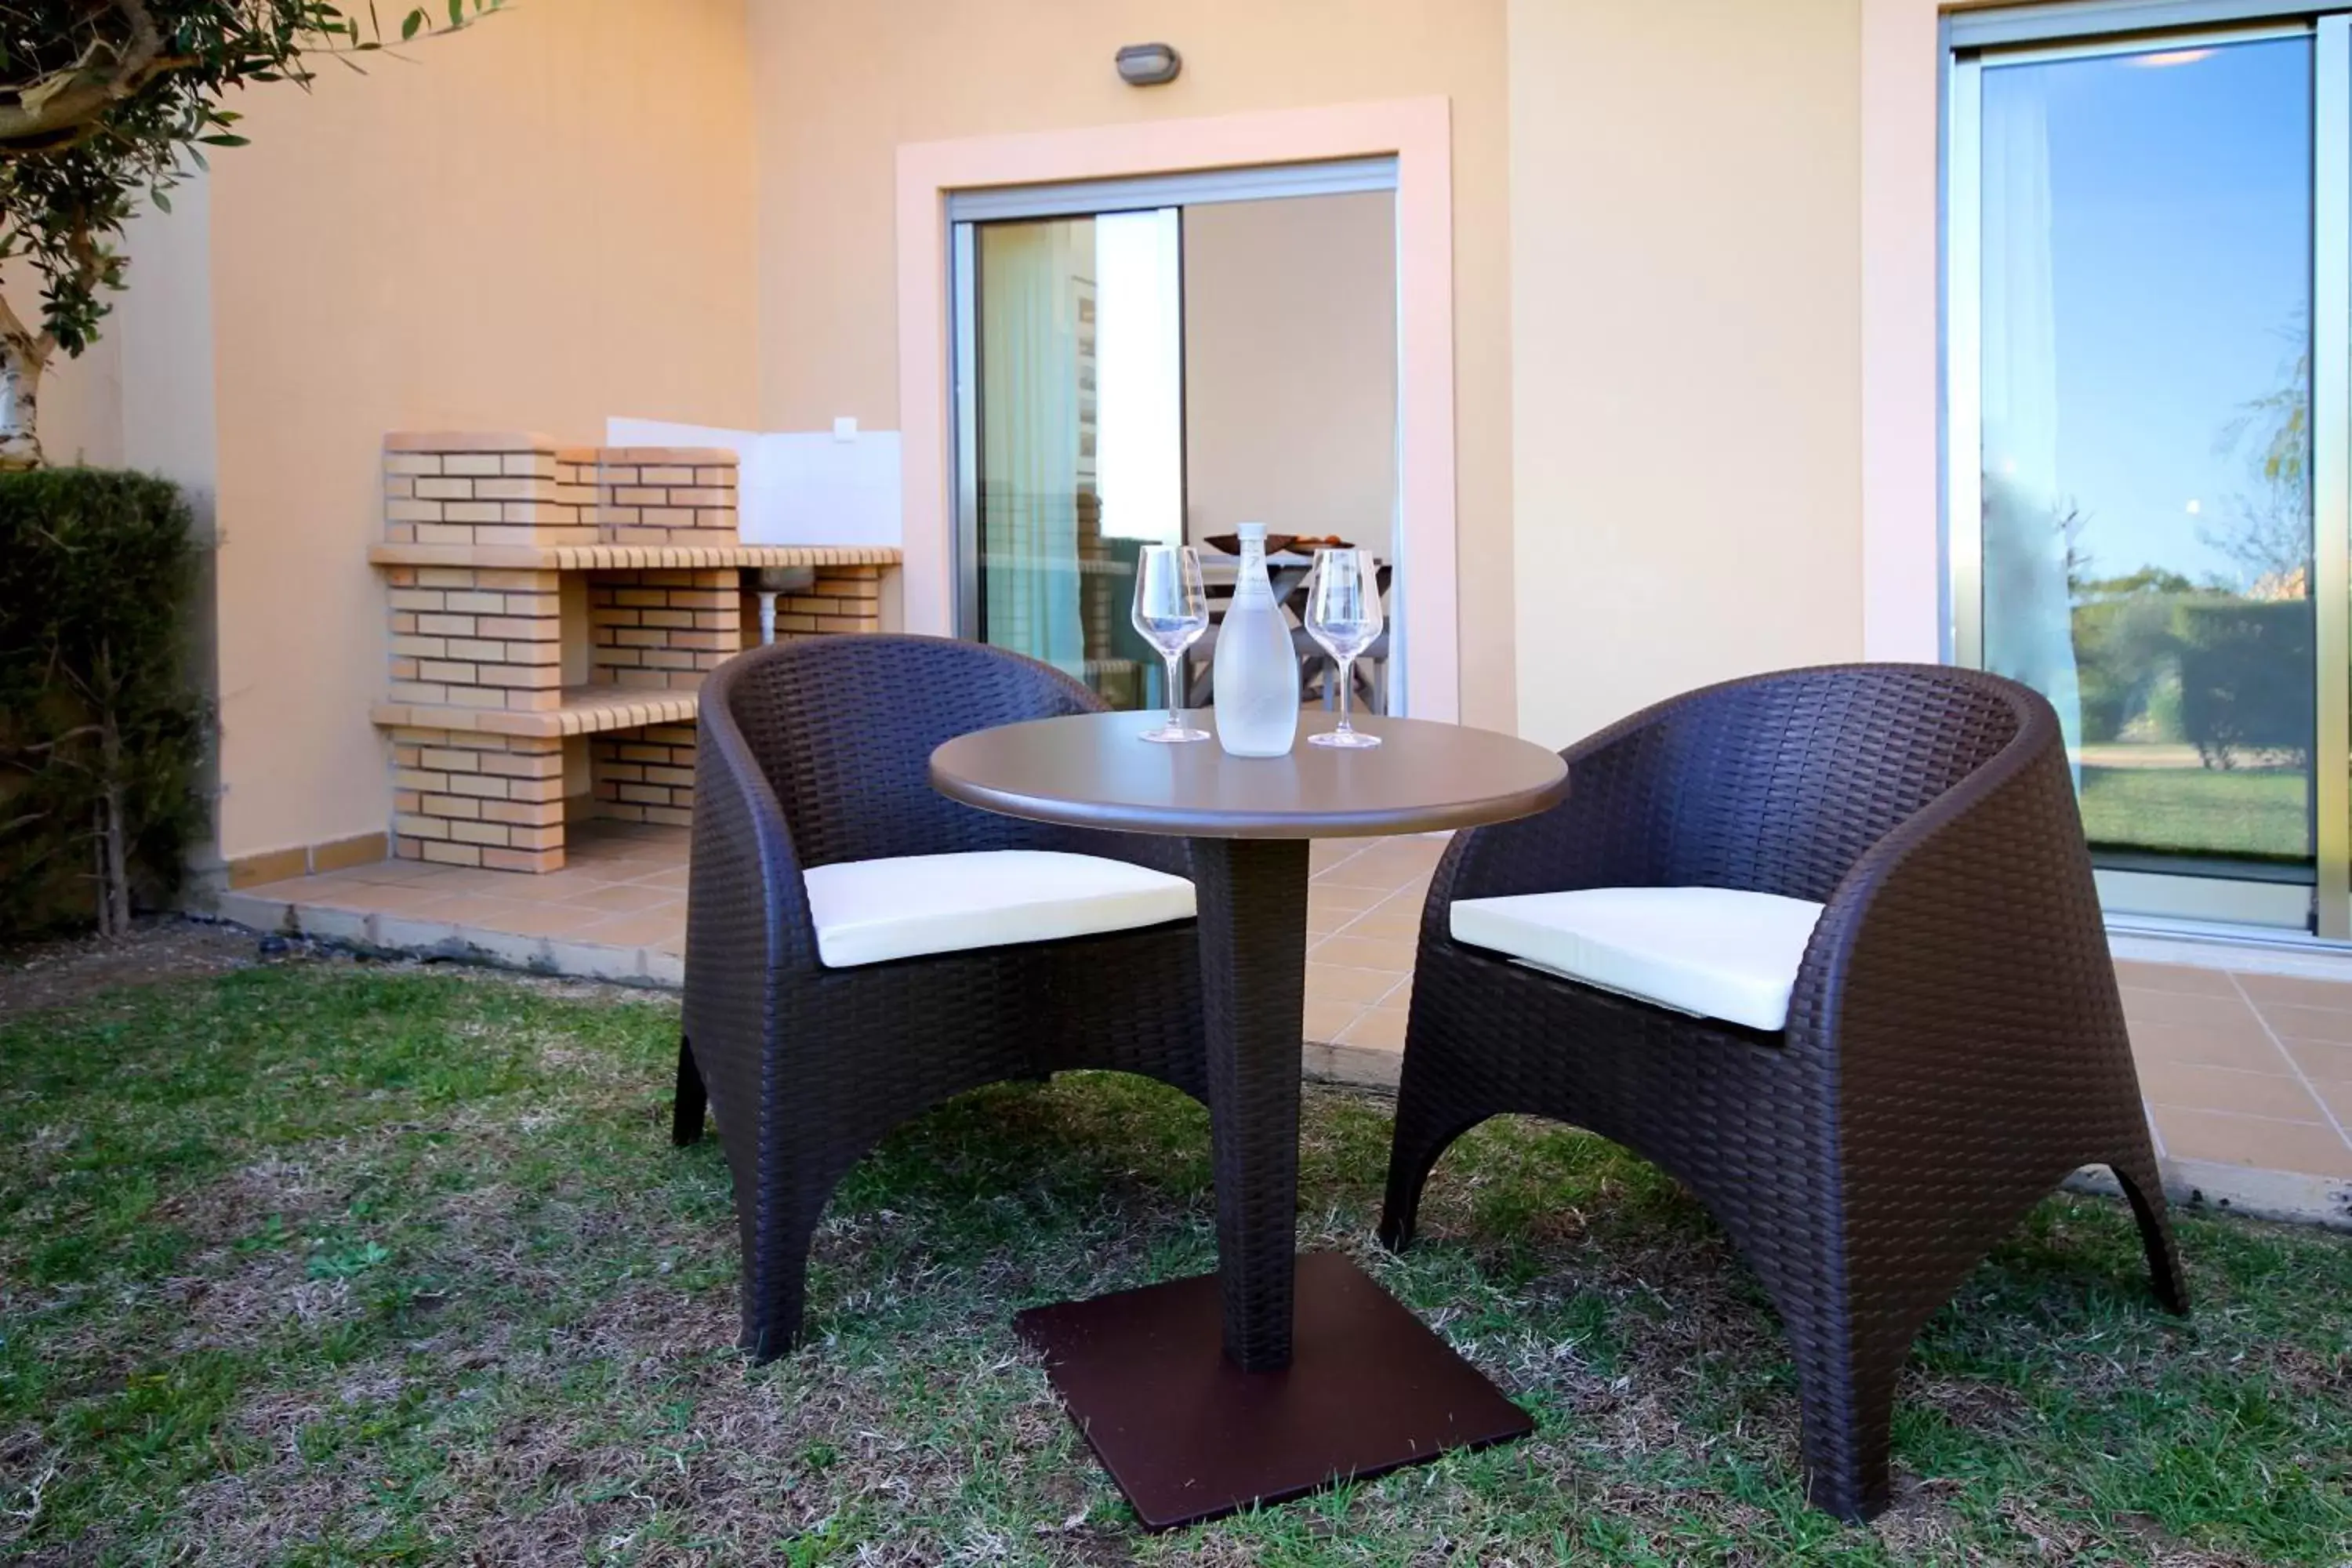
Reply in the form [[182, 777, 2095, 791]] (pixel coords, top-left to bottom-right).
[[1337, 656, 1355, 733], [1164, 650, 1183, 731]]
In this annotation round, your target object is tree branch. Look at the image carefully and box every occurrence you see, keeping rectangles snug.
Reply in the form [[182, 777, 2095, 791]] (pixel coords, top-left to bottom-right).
[[0, 273, 31, 346], [0, 0, 194, 150]]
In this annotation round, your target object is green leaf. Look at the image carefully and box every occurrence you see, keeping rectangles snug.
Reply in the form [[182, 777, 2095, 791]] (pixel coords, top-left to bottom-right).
[[196, 135, 252, 147], [449, 0, 464, 26], [401, 9, 424, 40], [151, 191, 172, 215]]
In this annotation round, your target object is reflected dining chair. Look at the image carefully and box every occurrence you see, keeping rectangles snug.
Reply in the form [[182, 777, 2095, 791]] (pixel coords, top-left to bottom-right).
[[1377, 664, 2187, 1520], [676, 634, 1207, 1358]]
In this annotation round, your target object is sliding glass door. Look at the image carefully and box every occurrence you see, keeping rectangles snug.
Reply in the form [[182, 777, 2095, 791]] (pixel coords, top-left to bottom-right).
[[953, 209, 1185, 712], [1951, 16, 2352, 938], [946, 157, 1403, 716]]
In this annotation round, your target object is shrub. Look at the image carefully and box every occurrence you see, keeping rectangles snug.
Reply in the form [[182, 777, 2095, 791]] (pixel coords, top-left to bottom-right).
[[2177, 598, 2314, 769], [0, 469, 209, 938]]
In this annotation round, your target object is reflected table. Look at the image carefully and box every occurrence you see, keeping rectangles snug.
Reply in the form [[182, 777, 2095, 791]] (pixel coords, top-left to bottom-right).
[[930, 710, 1568, 1528]]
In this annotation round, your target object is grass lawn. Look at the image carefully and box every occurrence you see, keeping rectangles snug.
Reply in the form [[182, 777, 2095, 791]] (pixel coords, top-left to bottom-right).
[[2078, 765, 2310, 863], [4, 959, 2350, 1565]]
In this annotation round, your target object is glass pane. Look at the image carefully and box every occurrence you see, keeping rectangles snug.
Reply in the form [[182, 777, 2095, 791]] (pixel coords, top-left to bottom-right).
[[973, 210, 1183, 710], [1980, 38, 2315, 884]]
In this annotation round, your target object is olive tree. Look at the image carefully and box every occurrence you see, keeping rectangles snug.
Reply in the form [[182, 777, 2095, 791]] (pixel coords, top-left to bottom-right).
[[0, 1, 499, 467]]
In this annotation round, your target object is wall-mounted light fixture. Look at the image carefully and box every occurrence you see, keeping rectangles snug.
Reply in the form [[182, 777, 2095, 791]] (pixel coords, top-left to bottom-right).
[[1115, 42, 1181, 87]]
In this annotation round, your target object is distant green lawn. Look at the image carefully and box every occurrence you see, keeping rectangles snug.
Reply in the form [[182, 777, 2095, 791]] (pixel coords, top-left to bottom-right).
[[4, 963, 2350, 1564], [2079, 764, 2311, 862]]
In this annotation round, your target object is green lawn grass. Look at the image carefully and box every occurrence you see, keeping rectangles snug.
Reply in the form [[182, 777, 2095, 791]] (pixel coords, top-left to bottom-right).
[[2078, 764, 2311, 862], [3, 961, 2350, 1564]]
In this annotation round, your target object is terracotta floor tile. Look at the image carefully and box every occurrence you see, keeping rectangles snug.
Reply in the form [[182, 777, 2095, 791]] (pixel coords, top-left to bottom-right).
[[2111, 960, 2240, 997], [2151, 1107, 2352, 1178], [589, 855, 686, 879], [1308, 883, 1390, 916], [2232, 971, 2352, 1013], [2118, 988, 2259, 1032], [1305, 906, 1356, 938], [556, 882, 681, 916], [2252, 1002, 2352, 1046], [1342, 838, 1447, 873], [1310, 866, 1410, 894], [2281, 1037, 2352, 1084], [381, 892, 520, 926], [571, 910, 688, 951], [1335, 1005, 1410, 1052], [252, 877, 378, 907], [2311, 1080, 2352, 1128], [1371, 885, 1436, 920], [562, 855, 668, 881], [624, 866, 692, 891], [438, 898, 617, 940], [1337, 871, 1439, 903], [1308, 935, 1417, 973], [1312, 853, 1421, 891], [410, 866, 554, 897], [1330, 911, 1425, 945], [2136, 1061, 2327, 1122], [1309, 840, 1366, 873], [572, 822, 676, 846], [338, 858, 448, 885], [328, 880, 478, 917], [2125, 1018, 2289, 1070], [463, 875, 580, 904], [1306, 962, 1408, 1006], [1301, 996, 1363, 1044]]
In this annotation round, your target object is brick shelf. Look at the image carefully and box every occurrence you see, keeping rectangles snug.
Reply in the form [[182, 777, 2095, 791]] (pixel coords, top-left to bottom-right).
[[369, 543, 902, 571], [372, 686, 700, 739], [368, 430, 892, 873]]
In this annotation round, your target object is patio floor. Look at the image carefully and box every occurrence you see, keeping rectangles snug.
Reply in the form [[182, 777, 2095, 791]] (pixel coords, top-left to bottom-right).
[[221, 823, 2352, 1201]]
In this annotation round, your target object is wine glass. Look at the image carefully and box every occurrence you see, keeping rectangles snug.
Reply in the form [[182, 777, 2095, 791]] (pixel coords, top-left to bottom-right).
[[1131, 545, 1210, 743], [1305, 548, 1384, 750]]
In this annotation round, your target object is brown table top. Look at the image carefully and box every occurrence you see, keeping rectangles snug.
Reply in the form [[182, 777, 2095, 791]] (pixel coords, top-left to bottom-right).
[[930, 710, 1568, 840]]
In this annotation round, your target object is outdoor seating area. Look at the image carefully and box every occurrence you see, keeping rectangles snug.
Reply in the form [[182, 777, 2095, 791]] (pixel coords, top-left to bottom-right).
[[9, 0, 2352, 1560], [168, 631, 2352, 1548], [18, 639, 2352, 1554]]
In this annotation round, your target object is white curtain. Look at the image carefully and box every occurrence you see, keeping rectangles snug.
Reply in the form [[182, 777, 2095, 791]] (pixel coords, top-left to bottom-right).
[[980, 223, 1086, 674], [1980, 73, 2084, 765]]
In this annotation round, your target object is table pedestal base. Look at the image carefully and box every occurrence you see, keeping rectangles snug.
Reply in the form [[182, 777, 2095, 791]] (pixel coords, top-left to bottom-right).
[[1014, 1251, 1532, 1530]]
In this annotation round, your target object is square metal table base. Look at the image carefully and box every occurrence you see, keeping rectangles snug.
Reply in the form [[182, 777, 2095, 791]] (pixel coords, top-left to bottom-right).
[[1014, 1251, 1534, 1530]]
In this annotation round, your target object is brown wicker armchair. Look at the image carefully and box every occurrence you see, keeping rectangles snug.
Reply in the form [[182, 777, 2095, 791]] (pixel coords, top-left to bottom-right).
[[677, 635, 1207, 1359], [1377, 664, 2187, 1520]]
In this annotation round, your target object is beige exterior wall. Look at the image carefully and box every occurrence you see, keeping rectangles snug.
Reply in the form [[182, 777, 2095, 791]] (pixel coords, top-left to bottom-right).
[[180, 0, 759, 863], [35, 0, 1934, 870], [1181, 191, 1399, 550], [1507, 0, 1867, 747], [20, 260, 125, 471], [751, 0, 1517, 729]]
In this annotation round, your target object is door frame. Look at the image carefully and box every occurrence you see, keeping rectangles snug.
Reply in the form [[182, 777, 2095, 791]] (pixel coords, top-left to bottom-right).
[[896, 99, 1461, 721]]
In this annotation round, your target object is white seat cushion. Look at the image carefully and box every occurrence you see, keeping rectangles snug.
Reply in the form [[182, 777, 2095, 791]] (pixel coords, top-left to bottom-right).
[[1449, 886, 1826, 1031], [802, 850, 1195, 969]]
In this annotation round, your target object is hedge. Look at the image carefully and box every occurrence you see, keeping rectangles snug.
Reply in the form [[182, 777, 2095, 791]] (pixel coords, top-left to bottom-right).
[[0, 468, 209, 939]]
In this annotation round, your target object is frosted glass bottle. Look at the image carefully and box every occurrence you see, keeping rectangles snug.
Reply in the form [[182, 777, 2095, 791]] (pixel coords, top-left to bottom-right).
[[1211, 524, 1301, 757]]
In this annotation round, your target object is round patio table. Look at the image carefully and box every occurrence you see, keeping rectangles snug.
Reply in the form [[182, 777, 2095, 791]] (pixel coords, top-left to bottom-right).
[[931, 708, 1568, 1529]]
